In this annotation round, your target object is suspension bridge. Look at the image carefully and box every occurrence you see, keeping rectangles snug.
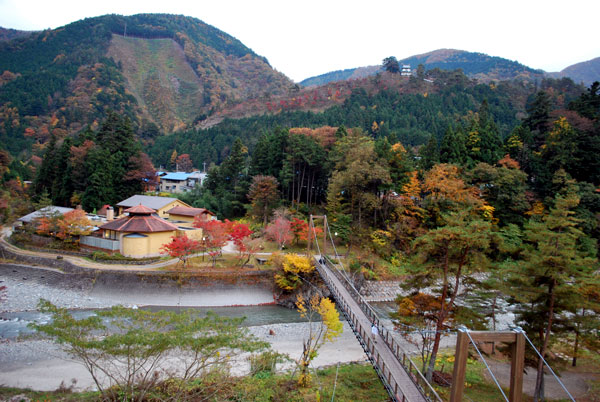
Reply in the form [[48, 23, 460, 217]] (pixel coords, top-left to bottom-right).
[[307, 215, 576, 402]]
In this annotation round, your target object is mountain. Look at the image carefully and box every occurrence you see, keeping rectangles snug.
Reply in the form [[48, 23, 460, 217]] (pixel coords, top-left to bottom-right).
[[548, 57, 600, 87], [0, 27, 33, 41], [0, 14, 293, 155], [300, 49, 545, 87]]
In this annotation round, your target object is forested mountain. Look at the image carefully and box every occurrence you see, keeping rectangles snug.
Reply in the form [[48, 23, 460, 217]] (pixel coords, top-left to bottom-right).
[[0, 14, 293, 155], [548, 56, 600, 87], [299, 49, 599, 87], [0, 27, 34, 41], [149, 70, 585, 169]]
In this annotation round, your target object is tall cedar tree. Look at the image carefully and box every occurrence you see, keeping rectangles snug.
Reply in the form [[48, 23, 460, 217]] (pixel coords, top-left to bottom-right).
[[247, 175, 280, 225]]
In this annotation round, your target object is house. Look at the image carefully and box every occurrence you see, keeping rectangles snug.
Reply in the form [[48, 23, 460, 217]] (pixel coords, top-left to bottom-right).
[[95, 204, 179, 258], [165, 206, 216, 227], [116, 195, 190, 219], [16, 206, 74, 226], [158, 171, 207, 193]]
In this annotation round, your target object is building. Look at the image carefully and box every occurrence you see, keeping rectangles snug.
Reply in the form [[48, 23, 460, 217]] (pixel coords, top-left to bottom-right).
[[165, 206, 216, 227], [158, 171, 207, 193], [17, 206, 74, 226], [95, 204, 179, 258], [116, 195, 191, 219], [401, 65, 411, 76]]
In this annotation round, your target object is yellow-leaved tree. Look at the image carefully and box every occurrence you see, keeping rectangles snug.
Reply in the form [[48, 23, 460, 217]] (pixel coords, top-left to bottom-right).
[[296, 294, 343, 386], [273, 254, 315, 291]]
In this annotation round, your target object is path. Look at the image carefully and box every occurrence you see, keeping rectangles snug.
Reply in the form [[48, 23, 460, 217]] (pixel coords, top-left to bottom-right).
[[315, 255, 435, 402]]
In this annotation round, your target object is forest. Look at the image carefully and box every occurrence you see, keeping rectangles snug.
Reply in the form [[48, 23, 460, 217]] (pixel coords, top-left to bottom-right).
[[0, 65, 599, 399]]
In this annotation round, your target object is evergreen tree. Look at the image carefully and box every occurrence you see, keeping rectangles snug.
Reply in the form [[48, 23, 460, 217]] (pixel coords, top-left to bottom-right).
[[419, 134, 439, 170], [439, 125, 467, 165], [502, 189, 597, 400]]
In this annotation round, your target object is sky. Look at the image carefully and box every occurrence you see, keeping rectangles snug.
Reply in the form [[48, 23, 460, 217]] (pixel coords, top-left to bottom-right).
[[0, 0, 598, 82]]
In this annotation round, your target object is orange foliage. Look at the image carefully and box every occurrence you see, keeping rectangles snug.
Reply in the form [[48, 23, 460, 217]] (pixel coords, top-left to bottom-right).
[[423, 164, 482, 206], [498, 154, 520, 169]]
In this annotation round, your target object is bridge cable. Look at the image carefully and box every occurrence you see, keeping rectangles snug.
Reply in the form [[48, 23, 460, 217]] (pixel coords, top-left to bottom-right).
[[462, 327, 509, 402], [517, 328, 576, 402]]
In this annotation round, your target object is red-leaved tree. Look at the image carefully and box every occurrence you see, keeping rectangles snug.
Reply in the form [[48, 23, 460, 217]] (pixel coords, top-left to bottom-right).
[[194, 219, 229, 267], [160, 234, 201, 268], [229, 222, 253, 252], [265, 217, 293, 250]]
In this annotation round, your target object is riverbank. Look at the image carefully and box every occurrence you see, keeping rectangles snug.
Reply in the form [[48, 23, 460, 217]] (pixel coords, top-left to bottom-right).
[[0, 263, 275, 313], [0, 320, 369, 392]]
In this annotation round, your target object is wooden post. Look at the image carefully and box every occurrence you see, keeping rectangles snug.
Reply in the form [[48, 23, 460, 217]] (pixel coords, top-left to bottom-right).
[[450, 329, 470, 402], [322, 215, 327, 258], [509, 331, 525, 402]]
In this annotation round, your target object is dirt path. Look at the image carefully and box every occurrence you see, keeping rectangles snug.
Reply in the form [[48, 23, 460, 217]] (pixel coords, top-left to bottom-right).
[[483, 358, 598, 400]]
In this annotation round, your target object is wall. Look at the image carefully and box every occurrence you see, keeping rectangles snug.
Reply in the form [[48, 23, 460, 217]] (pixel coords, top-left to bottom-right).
[[122, 235, 150, 257], [156, 200, 189, 218]]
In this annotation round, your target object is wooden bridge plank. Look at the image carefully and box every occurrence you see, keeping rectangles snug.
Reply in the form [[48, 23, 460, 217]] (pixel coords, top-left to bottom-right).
[[315, 256, 428, 402]]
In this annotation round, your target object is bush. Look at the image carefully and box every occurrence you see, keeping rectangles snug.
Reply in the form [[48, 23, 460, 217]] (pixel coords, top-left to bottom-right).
[[31, 300, 269, 401], [248, 351, 286, 377]]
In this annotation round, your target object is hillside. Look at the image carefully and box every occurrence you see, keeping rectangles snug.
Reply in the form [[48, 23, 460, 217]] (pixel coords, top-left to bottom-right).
[[0, 14, 293, 155], [548, 57, 600, 86], [0, 27, 33, 41], [300, 49, 545, 87]]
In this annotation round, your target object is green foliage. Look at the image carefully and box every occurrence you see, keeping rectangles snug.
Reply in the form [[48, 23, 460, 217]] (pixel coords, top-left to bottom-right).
[[32, 300, 268, 400]]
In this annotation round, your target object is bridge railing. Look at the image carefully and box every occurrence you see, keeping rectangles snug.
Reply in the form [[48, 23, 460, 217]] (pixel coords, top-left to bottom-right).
[[317, 256, 442, 402]]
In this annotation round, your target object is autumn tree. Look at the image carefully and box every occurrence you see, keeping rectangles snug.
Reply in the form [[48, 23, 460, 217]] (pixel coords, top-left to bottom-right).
[[402, 210, 493, 381], [175, 153, 193, 172], [193, 219, 229, 267], [160, 234, 201, 268], [295, 293, 343, 386], [265, 216, 293, 250], [247, 175, 280, 225], [56, 209, 92, 241]]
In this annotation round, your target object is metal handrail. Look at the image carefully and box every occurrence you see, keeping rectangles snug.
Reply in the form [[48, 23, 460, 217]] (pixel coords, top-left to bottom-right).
[[317, 256, 442, 402]]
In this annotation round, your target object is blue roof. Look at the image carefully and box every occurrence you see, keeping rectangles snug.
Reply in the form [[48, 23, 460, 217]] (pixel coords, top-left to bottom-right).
[[161, 172, 191, 181]]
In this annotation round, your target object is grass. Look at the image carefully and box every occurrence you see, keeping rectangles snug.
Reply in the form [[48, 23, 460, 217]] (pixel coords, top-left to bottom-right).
[[0, 362, 391, 402]]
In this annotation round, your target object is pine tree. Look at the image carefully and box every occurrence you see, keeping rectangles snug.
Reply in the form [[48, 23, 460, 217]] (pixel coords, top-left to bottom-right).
[[502, 190, 597, 401]]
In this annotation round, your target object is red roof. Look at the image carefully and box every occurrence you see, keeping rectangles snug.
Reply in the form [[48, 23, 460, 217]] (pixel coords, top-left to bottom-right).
[[100, 214, 178, 233], [166, 206, 215, 217], [124, 204, 156, 215]]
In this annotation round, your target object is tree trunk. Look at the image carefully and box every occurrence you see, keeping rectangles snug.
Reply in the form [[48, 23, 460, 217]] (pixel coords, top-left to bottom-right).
[[534, 279, 556, 401], [573, 308, 583, 367]]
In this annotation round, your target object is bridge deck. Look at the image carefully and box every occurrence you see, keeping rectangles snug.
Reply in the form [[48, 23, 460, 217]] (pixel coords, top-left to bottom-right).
[[315, 256, 431, 402]]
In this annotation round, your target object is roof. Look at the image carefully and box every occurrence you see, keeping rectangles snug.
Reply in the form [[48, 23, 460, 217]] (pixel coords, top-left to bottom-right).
[[166, 206, 215, 217], [18, 206, 75, 223], [116, 195, 183, 210], [124, 204, 156, 214], [161, 172, 192, 181], [99, 213, 178, 233]]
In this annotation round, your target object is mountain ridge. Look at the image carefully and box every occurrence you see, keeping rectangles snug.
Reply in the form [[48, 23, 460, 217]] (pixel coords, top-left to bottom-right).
[[299, 49, 598, 87], [0, 14, 293, 155]]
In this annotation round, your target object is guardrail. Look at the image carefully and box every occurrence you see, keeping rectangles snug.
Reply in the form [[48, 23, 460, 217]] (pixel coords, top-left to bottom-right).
[[315, 256, 442, 402]]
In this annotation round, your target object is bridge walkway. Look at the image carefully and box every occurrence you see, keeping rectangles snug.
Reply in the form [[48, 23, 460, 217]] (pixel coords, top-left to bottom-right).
[[314, 255, 441, 402]]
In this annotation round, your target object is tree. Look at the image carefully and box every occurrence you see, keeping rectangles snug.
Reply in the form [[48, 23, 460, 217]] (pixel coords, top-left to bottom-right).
[[402, 210, 493, 381], [56, 209, 92, 241], [160, 234, 201, 268], [228, 221, 253, 252], [32, 300, 267, 401], [382, 56, 400, 74], [327, 129, 391, 228], [273, 253, 316, 292], [193, 219, 229, 267], [502, 191, 597, 401], [295, 294, 343, 386], [247, 175, 280, 225], [176, 153, 193, 172], [265, 216, 293, 250]]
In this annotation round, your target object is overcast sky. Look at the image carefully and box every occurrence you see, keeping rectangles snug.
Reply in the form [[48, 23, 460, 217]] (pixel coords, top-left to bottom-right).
[[0, 0, 598, 82]]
